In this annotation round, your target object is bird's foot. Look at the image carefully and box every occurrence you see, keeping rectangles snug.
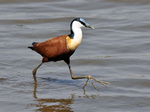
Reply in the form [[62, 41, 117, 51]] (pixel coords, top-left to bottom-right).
[[83, 75, 111, 90]]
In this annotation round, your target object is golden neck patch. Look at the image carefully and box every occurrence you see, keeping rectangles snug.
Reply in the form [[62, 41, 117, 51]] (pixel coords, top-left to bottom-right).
[[66, 36, 82, 51]]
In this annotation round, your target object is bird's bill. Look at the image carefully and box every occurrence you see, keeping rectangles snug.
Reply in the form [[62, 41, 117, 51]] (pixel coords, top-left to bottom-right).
[[87, 25, 95, 29]]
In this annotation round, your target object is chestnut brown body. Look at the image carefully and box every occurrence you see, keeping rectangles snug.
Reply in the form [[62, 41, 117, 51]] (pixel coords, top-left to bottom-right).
[[28, 35, 74, 62]]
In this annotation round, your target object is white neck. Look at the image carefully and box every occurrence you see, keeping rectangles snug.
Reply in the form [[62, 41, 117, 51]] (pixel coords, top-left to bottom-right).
[[70, 21, 83, 49], [72, 26, 83, 41]]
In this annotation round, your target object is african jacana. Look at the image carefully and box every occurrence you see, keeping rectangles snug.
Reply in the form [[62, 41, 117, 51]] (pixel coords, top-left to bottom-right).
[[28, 18, 110, 89]]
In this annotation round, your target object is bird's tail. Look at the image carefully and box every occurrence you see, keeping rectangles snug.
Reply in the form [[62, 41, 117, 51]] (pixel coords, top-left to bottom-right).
[[28, 46, 34, 50], [28, 42, 37, 50]]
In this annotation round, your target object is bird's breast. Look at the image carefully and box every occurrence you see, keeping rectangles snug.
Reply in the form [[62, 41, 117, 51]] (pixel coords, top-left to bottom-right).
[[66, 35, 82, 51]]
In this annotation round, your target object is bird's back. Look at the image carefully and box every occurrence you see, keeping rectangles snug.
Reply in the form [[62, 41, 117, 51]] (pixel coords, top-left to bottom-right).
[[30, 35, 74, 62]]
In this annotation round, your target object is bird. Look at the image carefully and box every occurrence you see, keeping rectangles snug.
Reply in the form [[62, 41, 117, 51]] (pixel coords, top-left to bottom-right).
[[28, 18, 110, 89]]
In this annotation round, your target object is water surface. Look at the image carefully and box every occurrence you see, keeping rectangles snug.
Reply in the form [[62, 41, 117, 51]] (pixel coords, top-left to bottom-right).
[[0, 0, 150, 112]]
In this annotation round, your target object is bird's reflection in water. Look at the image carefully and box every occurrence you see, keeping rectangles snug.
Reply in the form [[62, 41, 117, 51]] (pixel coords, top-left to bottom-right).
[[31, 78, 100, 112], [32, 83, 74, 112]]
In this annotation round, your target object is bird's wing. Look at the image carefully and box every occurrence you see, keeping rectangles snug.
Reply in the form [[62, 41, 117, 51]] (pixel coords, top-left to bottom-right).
[[32, 35, 70, 58]]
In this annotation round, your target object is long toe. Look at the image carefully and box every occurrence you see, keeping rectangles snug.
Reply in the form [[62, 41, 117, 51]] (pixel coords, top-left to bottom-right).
[[90, 76, 111, 87]]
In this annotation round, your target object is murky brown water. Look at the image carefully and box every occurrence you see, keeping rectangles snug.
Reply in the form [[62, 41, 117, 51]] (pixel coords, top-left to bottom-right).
[[1, 0, 150, 112]]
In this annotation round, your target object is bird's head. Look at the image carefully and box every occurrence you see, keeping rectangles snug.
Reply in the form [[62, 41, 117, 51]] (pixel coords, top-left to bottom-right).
[[70, 18, 94, 30]]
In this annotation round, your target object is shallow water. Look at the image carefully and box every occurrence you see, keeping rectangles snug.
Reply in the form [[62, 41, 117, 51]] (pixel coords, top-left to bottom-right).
[[0, 0, 150, 112]]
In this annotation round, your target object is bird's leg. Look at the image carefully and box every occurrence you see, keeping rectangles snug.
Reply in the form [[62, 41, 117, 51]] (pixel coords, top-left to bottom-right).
[[65, 59, 110, 89], [32, 62, 43, 83], [69, 66, 110, 89]]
